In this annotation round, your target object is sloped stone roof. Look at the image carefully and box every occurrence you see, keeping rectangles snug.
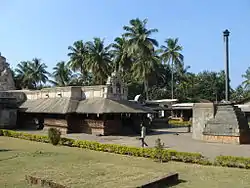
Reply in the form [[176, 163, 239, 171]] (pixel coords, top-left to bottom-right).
[[19, 97, 154, 114], [76, 98, 155, 114], [19, 98, 79, 114]]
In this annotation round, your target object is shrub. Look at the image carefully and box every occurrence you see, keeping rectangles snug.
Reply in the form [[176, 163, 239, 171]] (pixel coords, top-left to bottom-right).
[[168, 120, 191, 126], [155, 138, 165, 162], [2, 129, 246, 169], [214, 156, 250, 169], [48, 128, 61, 146]]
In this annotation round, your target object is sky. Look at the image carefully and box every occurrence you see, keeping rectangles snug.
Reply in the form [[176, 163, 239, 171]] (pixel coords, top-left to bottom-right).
[[0, 0, 249, 88]]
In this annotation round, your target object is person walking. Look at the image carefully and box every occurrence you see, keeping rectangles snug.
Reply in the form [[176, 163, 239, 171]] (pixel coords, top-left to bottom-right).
[[140, 122, 148, 147]]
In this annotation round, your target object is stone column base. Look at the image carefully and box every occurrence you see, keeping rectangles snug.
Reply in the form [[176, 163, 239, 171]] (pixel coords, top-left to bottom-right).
[[203, 133, 250, 144], [203, 135, 240, 144]]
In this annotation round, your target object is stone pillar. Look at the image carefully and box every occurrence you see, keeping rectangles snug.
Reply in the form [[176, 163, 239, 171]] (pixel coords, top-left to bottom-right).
[[192, 103, 214, 140], [223, 29, 230, 101]]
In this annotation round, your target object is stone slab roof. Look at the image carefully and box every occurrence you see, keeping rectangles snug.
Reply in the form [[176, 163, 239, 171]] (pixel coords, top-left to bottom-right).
[[19, 98, 79, 114], [76, 98, 155, 114], [19, 97, 154, 114]]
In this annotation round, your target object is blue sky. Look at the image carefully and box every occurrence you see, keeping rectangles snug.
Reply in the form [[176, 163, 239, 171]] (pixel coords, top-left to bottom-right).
[[0, 0, 249, 88]]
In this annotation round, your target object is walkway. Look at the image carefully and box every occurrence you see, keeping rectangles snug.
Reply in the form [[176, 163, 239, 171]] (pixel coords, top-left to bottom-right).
[[19, 127, 250, 159]]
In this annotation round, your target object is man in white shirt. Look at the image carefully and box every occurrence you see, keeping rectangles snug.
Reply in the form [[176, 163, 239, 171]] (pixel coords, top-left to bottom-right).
[[140, 122, 148, 147]]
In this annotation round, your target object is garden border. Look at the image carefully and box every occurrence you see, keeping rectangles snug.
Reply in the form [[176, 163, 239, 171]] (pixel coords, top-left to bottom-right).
[[1, 129, 250, 169]]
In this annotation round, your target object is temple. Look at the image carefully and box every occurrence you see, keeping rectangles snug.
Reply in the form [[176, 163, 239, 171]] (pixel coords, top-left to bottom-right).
[[0, 53, 154, 135]]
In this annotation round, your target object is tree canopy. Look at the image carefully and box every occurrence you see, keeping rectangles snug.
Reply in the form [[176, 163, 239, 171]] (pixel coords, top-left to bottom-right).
[[11, 18, 250, 102]]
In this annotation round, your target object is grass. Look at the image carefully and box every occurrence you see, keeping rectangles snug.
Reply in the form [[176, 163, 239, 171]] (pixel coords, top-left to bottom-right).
[[1, 137, 250, 188]]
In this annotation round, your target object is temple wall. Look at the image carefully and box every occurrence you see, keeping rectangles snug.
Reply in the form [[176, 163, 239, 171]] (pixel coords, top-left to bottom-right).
[[67, 115, 122, 135], [44, 118, 68, 134], [0, 109, 17, 129], [192, 103, 214, 140], [104, 120, 122, 135], [23, 87, 82, 100]]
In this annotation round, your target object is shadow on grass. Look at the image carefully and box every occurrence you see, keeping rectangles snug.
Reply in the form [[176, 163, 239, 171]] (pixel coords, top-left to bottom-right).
[[0, 149, 12, 152], [168, 179, 187, 187]]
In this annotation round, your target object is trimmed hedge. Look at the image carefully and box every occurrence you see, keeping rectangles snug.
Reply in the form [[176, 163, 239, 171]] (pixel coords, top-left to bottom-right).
[[214, 156, 250, 169], [0, 129, 210, 165], [2, 129, 250, 169], [168, 120, 191, 126]]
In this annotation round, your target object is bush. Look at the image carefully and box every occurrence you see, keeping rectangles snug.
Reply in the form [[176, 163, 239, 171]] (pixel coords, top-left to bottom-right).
[[4, 129, 248, 168], [155, 138, 165, 162], [168, 120, 191, 126], [48, 128, 61, 146], [0, 129, 49, 142], [214, 156, 250, 169]]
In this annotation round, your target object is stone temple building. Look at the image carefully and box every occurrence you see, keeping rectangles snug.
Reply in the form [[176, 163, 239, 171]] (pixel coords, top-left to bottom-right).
[[192, 102, 250, 144], [0, 53, 154, 135]]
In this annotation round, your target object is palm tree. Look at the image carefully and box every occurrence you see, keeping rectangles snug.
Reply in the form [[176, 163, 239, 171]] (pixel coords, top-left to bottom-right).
[[242, 67, 250, 90], [85, 38, 112, 84], [15, 61, 34, 89], [161, 38, 184, 99], [15, 59, 49, 89], [123, 18, 158, 57], [29, 58, 49, 88], [111, 37, 131, 73], [123, 18, 158, 100], [68, 40, 88, 79], [132, 52, 160, 100], [52, 61, 72, 86]]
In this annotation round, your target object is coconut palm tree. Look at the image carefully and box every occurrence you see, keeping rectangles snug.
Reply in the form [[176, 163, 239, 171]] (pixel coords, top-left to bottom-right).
[[132, 52, 160, 100], [52, 61, 72, 86], [111, 37, 131, 73], [29, 58, 49, 88], [15, 59, 49, 89], [161, 38, 184, 99], [68, 40, 88, 79], [123, 18, 158, 57], [123, 18, 158, 99], [85, 38, 112, 85], [242, 67, 250, 90], [15, 61, 35, 89]]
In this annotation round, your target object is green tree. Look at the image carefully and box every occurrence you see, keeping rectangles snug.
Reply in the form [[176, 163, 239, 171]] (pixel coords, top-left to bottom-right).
[[131, 52, 160, 100], [123, 18, 158, 100], [15, 61, 33, 89], [111, 37, 132, 80], [52, 61, 72, 86], [85, 38, 113, 85], [29, 58, 49, 89], [123, 18, 158, 56], [242, 67, 250, 90], [194, 71, 226, 102], [161, 38, 184, 99], [68, 40, 88, 81], [231, 85, 250, 102], [15, 58, 49, 89]]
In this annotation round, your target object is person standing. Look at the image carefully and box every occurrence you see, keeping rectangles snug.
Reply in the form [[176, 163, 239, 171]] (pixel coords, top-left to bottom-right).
[[140, 122, 148, 147]]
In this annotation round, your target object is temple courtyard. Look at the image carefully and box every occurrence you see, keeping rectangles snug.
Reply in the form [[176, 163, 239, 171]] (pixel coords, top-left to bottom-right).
[[1, 136, 250, 188], [20, 127, 250, 159]]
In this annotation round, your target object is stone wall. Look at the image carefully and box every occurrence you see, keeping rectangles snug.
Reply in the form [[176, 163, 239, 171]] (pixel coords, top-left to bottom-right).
[[67, 115, 122, 135], [0, 109, 17, 129], [104, 120, 122, 135], [44, 118, 68, 134], [192, 103, 214, 140], [0, 54, 15, 90], [23, 87, 82, 100]]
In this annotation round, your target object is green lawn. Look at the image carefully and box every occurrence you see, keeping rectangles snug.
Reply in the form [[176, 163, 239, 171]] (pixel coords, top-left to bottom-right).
[[0, 137, 250, 188]]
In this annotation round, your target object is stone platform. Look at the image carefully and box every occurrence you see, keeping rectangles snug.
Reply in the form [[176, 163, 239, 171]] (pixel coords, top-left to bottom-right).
[[203, 103, 250, 144]]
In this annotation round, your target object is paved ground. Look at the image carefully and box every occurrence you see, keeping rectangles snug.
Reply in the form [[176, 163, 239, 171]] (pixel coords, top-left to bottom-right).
[[18, 127, 250, 159]]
